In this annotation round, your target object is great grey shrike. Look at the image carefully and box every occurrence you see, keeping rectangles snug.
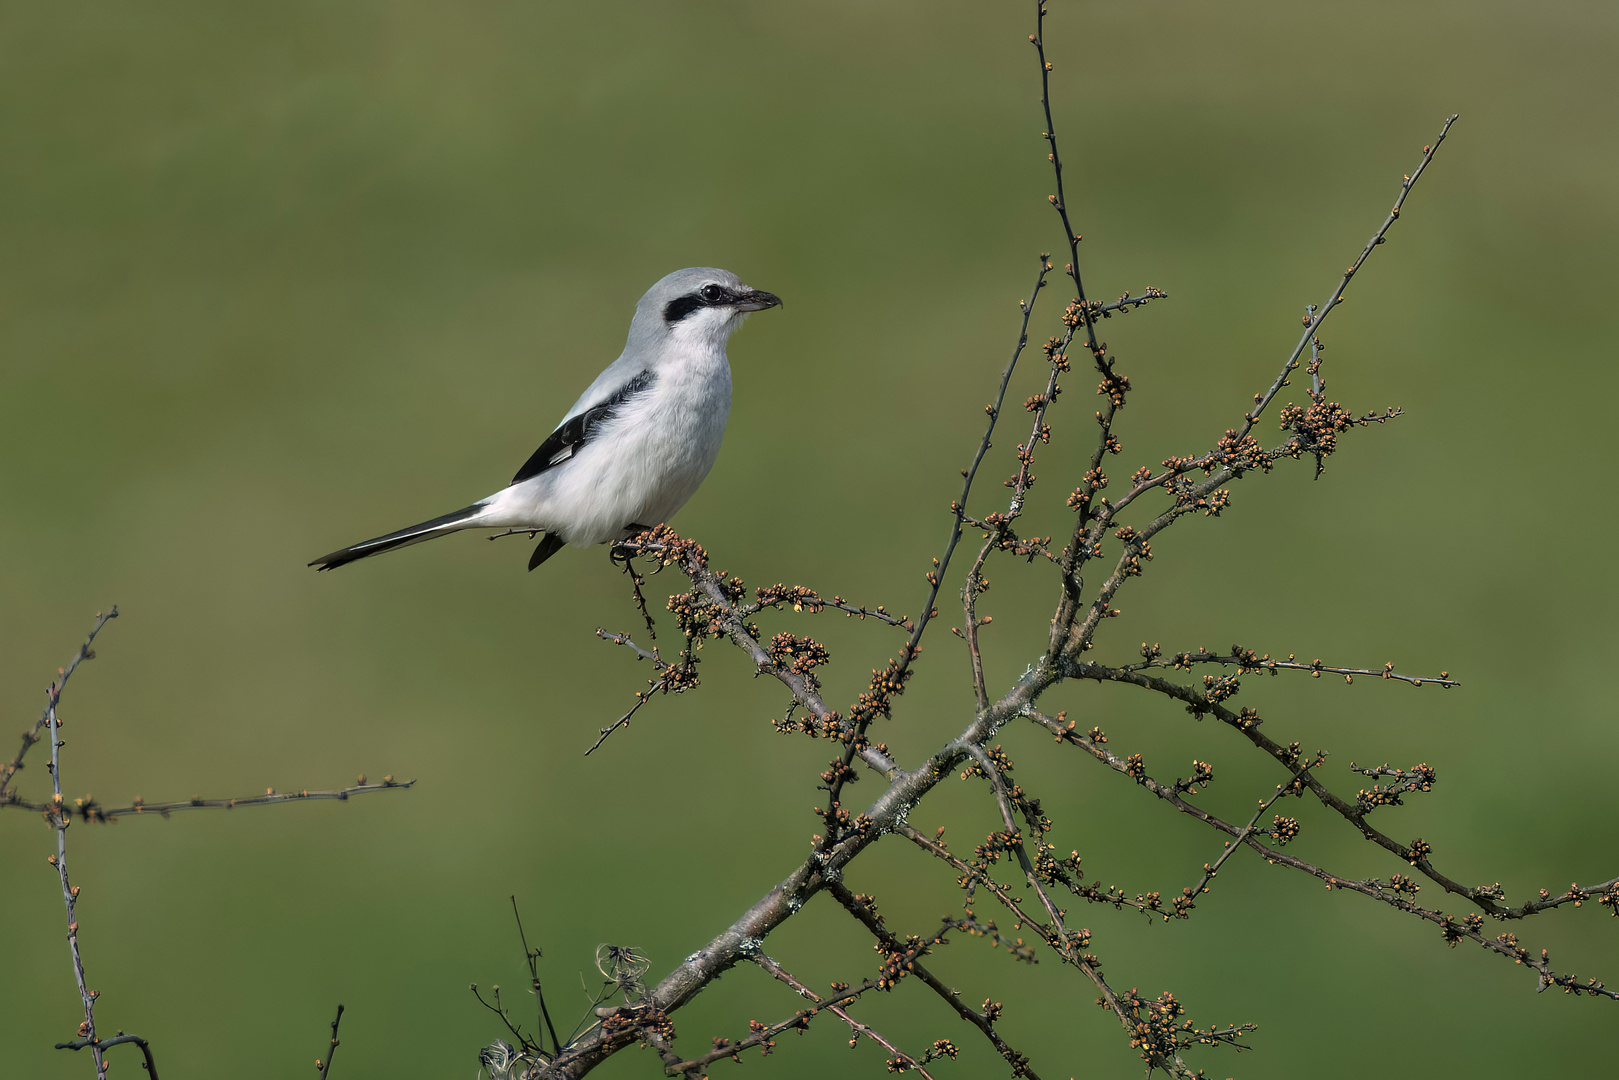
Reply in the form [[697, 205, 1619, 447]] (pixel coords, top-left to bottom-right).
[[310, 267, 781, 572]]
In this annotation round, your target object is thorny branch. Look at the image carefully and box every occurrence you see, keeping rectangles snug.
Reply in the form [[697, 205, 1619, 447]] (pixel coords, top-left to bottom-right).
[[1238, 116, 1458, 441], [1060, 661, 1615, 925], [348, 2, 1612, 1080], [820, 251, 1056, 816], [43, 613, 120, 1080], [665, 965, 886, 1075], [475, 4, 1606, 1078], [54, 1033, 159, 1080], [11, 612, 410, 1076], [827, 881, 1031, 1080], [316, 1005, 345, 1080], [0, 607, 117, 802], [751, 950, 940, 1079], [1021, 707, 1618, 1001], [1123, 643, 1460, 689], [587, 629, 674, 754], [5, 778, 414, 821]]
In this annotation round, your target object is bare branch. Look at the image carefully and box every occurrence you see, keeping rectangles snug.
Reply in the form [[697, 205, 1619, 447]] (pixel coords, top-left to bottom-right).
[[6, 778, 415, 821], [668, 967, 884, 1073], [752, 952, 939, 1078], [1239, 115, 1459, 438], [316, 1005, 344, 1080], [54, 1033, 159, 1080], [0, 607, 117, 800], [612, 530, 898, 776], [1060, 660, 1617, 921], [16, 611, 410, 1080], [824, 881, 1040, 1079], [1125, 644, 1459, 688], [44, 614, 117, 1078]]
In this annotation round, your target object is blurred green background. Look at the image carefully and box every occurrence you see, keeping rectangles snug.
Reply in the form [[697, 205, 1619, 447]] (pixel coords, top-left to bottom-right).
[[3, 1, 1616, 1076]]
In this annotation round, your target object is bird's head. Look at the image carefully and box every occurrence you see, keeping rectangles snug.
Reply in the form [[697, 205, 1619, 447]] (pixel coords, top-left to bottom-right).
[[633, 267, 782, 351]]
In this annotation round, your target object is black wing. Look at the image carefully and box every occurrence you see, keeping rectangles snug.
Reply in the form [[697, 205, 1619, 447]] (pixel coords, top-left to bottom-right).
[[511, 370, 655, 486]]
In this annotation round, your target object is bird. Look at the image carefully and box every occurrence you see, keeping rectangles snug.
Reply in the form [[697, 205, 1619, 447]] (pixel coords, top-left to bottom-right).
[[309, 267, 781, 572]]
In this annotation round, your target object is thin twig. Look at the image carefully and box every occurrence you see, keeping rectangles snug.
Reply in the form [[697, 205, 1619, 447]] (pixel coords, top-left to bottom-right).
[[826, 878, 1047, 1080], [55, 1033, 159, 1080], [1123, 646, 1459, 688], [1238, 115, 1459, 439], [1027, 707, 1615, 999], [472, 984, 540, 1058], [6, 778, 415, 820], [1034, 0, 1136, 659], [961, 538, 995, 712], [1050, 115, 1456, 657], [589, 629, 676, 754], [621, 556, 659, 643], [1059, 660, 1612, 920], [596, 628, 663, 666], [919, 253, 1054, 673], [1306, 305, 1323, 398], [744, 586, 912, 629], [1181, 768, 1317, 906], [512, 897, 563, 1058], [1033, 3, 1100, 356], [1, 607, 117, 800], [316, 1004, 344, 1080], [21, 612, 407, 1080], [584, 695, 660, 756], [821, 254, 1055, 824], [587, 629, 685, 755], [751, 952, 937, 1079], [662, 970, 874, 1074], [613, 532, 898, 776], [45, 619, 110, 1078], [905, 961, 1039, 1080], [960, 743, 1204, 1075]]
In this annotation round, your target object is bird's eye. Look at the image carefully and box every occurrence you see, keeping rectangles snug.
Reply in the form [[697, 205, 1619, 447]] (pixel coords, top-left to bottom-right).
[[699, 284, 726, 303]]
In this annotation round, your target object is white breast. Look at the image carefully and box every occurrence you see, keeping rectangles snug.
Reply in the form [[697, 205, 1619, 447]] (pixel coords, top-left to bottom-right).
[[483, 350, 732, 545]]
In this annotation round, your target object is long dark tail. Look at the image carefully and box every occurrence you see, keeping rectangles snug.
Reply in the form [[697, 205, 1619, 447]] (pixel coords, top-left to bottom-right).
[[309, 504, 484, 570]]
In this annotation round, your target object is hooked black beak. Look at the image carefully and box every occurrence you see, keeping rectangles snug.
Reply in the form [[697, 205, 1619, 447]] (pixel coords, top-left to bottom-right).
[[733, 289, 782, 312]]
